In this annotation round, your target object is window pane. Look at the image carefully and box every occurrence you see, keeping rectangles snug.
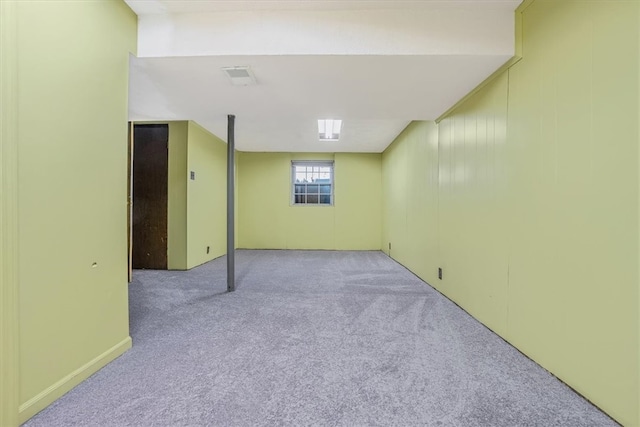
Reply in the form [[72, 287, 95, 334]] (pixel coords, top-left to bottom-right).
[[292, 161, 333, 205]]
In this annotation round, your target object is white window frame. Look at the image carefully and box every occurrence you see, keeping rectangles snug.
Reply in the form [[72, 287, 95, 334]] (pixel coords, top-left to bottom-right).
[[291, 161, 334, 206]]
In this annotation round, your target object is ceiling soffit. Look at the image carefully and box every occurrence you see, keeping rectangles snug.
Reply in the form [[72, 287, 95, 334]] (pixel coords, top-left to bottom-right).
[[125, 0, 522, 152]]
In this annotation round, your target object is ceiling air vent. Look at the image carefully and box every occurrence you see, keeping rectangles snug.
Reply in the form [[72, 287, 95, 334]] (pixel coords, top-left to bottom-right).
[[222, 66, 257, 86]]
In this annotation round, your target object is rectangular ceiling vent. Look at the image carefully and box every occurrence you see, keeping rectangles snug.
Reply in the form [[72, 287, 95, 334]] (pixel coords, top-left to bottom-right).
[[222, 66, 257, 86]]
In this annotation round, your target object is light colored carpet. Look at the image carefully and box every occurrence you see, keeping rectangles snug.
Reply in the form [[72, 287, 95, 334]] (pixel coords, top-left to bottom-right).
[[24, 250, 616, 426]]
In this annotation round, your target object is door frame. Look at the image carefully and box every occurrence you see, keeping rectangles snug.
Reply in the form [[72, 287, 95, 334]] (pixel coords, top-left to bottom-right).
[[127, 121, 134, 282]]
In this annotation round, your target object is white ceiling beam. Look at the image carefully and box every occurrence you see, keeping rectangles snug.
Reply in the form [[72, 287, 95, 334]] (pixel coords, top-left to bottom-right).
[[136, 8, 515, 58]]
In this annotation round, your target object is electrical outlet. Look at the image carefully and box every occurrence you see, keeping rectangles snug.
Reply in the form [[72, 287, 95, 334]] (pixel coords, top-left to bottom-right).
[[438, 268, 443, 280]]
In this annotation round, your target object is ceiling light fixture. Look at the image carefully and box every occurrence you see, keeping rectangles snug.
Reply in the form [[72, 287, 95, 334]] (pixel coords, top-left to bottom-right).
[[318, 119, 342, 141], [222, 66, 257, 86]]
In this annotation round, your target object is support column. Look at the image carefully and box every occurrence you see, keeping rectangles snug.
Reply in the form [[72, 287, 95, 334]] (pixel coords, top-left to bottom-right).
[[227, 115, 235, 292]]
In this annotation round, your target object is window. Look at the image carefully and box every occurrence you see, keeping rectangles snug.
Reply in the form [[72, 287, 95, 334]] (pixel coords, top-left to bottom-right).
[[292, 161, 334, 205]]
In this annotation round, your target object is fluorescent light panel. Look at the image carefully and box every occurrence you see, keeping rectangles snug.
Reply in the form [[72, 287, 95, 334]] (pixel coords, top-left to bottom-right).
[[318, 119, 342, 141]]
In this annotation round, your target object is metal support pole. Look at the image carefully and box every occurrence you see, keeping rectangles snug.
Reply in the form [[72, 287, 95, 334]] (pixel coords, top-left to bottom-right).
[[227, 115, 235, 292]]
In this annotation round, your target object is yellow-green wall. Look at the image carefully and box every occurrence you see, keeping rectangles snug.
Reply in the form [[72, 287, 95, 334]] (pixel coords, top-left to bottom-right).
[[382, 121, 440, 284], [167, 122, 188, 270], [382, 1, 639, 425], [16, 0, 137, 423], [238, 152, 381, 250], [186, 121, 228, 268], [506, 2, 638, 424], [438, 72, 511, 337], [1, 1, 19, 425]]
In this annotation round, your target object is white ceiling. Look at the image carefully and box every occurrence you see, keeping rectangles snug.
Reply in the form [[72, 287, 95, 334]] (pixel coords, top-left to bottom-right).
[[125, 0, 522, 152]]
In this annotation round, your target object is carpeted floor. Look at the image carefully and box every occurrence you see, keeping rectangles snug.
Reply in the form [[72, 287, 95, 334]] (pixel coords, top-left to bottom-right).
[[25, 250, 616, 426]]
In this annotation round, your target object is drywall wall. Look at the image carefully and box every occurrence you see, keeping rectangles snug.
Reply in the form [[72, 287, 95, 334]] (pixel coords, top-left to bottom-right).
[[238, 152, 381, 250], [167, 122, 188, 270], [16, 0, 137, 423], [186, 121, 228, 268], [382, 1, 639, 425], [333, 153, 382, 250]]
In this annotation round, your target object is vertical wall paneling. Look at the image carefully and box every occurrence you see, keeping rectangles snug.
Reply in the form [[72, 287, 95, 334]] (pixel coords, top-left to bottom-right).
[[438, 73, 510, 336], [382, 122, 440, 285], [506, 2, 639, 422], [381, 1, 639, 424]]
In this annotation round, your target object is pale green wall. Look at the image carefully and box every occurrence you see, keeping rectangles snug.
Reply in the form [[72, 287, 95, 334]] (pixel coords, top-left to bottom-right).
[[16, 0, 137, 423], [334, 153, 382, 250], [167, 122, 188, 270], [382, 1, 639, 425], [382, 121, 440, 283], [438, 73, 510, 337], [186, 121, 228, 268], [238, 152, 381, 250], [506, 2, 638, 424], [1, 1, 19, 425]]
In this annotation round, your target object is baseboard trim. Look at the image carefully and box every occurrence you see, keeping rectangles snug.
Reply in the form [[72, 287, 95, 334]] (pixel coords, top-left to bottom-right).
[[18, 336, 132, 424]]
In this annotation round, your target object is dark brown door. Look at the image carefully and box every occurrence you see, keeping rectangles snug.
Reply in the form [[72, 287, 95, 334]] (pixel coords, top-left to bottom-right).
[[132, 124, 168, 269]]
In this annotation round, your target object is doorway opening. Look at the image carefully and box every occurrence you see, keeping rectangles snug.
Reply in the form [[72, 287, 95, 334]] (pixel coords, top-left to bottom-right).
[[131, 124, 169, 270]]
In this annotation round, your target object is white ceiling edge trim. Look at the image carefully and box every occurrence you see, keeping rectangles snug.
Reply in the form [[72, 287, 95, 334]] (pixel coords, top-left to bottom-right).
[[136, 8, 515, 58], [126, 0, 523, 15]]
